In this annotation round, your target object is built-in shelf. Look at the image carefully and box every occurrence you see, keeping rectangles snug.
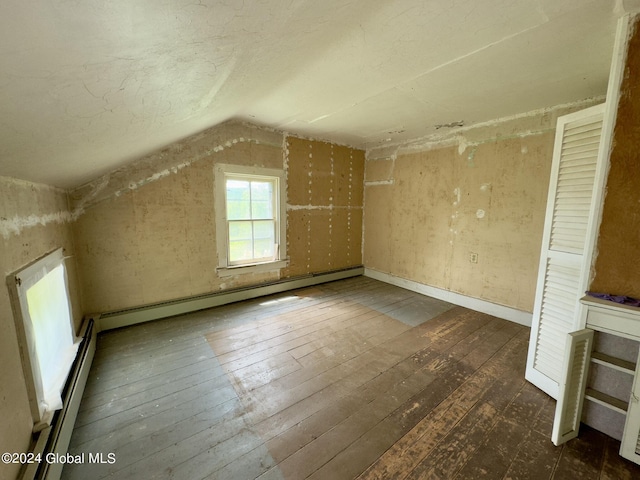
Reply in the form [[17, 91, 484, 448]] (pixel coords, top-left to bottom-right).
[[584, 387, 629, 415], [552, 296, 640, 464], [581, 296, 640, 464], [591, 351, 636, 375]]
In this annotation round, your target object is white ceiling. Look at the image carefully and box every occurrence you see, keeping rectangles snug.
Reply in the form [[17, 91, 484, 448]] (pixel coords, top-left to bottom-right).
[[1, 0, 638, 189]]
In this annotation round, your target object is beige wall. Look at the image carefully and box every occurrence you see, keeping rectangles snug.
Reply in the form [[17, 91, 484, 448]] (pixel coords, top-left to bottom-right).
[[591, 17, 640, 298], [4, 93, 629, 477], [284, 137, 364, 277], [363, 102, 600, 313], [0, 177, 82, 480], [578, 17, 640, 439], [71, 121, 364, 314], [0, 122, 364, 478]]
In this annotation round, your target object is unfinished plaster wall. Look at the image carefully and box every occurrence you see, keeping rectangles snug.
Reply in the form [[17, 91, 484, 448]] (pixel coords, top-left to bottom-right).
[[0, 177, 82, 480], [284, 137, 364, 277], [363, 101, 601, 313], [591, 18, 640, 298], [580, 18, 640, 440], [71, 122, 364, 314]]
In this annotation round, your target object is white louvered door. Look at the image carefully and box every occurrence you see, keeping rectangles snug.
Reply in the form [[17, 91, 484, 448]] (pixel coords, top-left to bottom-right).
[[551, 329, 594, 446], [525, 103, 606, 399]]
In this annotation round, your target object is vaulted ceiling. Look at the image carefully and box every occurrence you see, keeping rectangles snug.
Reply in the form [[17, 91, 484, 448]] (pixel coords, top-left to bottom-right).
[[1, 0, 639, 188]]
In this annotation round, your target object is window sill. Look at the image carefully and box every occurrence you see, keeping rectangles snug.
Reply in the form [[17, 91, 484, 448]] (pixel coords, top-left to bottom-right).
[[216, 259, 288, 277]]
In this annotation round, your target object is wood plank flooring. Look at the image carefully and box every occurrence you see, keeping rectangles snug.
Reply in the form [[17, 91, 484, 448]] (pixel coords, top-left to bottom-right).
[[62, 277, 640, 479]]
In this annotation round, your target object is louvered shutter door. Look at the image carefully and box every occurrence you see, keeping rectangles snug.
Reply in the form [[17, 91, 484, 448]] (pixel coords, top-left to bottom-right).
[[534, 257, 583, 384], [550, 116, 603, 253], [526, 104, 605, 398], [551, 329, 594, 446]]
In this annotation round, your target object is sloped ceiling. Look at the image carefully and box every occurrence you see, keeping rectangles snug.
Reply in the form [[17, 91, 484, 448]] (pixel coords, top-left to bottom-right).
[[1, 0, 639, 188]]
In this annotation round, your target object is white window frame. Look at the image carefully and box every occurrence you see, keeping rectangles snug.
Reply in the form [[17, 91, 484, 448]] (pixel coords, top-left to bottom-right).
[[214, 164, 287, 276], [7, 248, 79, 427]]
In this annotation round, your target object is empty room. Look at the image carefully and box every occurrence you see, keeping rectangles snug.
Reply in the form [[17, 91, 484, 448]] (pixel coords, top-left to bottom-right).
[[3, 1, 640, 479]]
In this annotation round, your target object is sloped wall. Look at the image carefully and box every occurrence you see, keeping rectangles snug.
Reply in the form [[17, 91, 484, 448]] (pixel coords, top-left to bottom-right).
[[71, 121, 364, 314]]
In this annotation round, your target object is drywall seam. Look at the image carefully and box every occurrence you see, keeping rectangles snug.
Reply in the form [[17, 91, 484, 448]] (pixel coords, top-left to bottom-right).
[[328, 145, 334, 268], [0, 175, 67, 194], [70, 176, 109, 220], [70, 122, 363, 216], [366, 124, 559, 166], [70, 136, 264, 215], [363, 180, 394, 186], [307, 16, 556, 136], [0, 211, 74, 240], [365, 147, 398, 162], [0, 176, 73, 239], [347, 149, 353, 264], [281, 130, 357, 150], [2, 135, 279, 237], [366, 96, 605, 159], [286, 205, 362, 210], [421, 96, 602, 143], [307, 142, 313, 270], [385, 126, 550, 159], [69, 119, 288, 213], [361, 157, 367, 265], [283, 133, 291, 181]]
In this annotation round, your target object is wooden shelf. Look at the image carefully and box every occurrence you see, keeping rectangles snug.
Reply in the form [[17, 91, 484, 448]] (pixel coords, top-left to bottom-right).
[[577, 296, 640, 464], [591, 351, 636, 375], [584, 388, 629, 415]]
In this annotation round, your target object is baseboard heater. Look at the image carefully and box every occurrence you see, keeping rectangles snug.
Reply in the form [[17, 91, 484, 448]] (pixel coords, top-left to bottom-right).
[[21, 317, 97, 480], [98, 266, 364, 332]]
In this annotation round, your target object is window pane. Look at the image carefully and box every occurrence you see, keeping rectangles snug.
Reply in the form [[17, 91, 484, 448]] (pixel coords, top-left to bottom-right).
[[251, 181, 273, 219], [226, 179, 250, 220], [25, 264, 77, 413], [253, 220, 275, 259], [228, 221, 253, 262]]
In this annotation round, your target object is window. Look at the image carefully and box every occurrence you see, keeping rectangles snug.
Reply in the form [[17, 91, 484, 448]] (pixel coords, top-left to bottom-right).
[[7, 248, 78, 426], [215, 164, 287, 275]]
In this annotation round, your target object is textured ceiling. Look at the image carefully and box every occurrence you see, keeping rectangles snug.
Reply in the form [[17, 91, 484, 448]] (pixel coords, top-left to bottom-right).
[[1, 0, 639, 188]]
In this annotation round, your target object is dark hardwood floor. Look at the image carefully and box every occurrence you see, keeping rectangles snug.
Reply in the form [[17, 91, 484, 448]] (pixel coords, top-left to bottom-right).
[[62, 276, 640, 479]]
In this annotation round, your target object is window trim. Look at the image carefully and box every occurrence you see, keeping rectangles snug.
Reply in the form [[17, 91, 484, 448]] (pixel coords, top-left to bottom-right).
[[6, 248, 78, 427], [214, 164, 287, 276]]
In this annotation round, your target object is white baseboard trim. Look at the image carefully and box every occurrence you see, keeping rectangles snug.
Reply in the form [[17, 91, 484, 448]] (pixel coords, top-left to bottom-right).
[[364, 268, 532, 327], [97, 267, 364, 332]]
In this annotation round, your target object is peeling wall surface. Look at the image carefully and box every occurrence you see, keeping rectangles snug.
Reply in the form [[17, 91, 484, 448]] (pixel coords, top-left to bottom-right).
[[0, 177, 82, 480], [1, 96, 621, 473], [591, 19, 640, 298], [71, 121, 364, 314], [0, 123, 363, 476], [363, 102, 600, 313]]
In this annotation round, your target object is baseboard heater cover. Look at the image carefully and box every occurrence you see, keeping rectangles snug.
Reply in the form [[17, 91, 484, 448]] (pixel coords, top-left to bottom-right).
[[98, 266, 365, 332], [20, 317, 97, 480]]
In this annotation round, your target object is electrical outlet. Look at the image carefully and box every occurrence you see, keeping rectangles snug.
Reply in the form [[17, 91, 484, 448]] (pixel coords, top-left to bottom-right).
[[470, 253, 478, 263]]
